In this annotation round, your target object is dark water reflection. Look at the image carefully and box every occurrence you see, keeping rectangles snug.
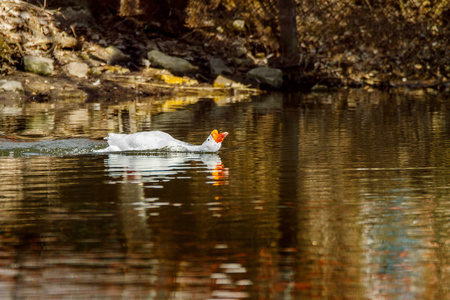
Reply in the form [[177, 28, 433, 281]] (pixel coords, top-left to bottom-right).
[[1, 90, 450, 299]]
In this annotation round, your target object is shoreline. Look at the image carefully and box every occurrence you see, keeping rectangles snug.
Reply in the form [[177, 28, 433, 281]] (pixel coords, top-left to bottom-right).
[[0, 0, 449, 97]]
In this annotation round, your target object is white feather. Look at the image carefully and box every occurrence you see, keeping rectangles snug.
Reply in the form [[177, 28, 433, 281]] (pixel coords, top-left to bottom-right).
[[96, 131, 224, 153]]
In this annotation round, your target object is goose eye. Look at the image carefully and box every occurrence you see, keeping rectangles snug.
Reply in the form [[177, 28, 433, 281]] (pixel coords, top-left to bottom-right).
[[208, 138, 211, 141]]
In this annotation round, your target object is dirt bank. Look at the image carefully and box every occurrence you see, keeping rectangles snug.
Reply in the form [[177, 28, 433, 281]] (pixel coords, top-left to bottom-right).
[[0, 0, 449, 98]]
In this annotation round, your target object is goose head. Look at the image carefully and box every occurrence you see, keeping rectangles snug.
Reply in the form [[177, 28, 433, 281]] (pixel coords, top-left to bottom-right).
[[201, 129, 229, 152]]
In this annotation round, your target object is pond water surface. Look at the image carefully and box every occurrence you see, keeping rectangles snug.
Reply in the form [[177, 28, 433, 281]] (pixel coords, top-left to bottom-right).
[[1, 90, 450, 299]]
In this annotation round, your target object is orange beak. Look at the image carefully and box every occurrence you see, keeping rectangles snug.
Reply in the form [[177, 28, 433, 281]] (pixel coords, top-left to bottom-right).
[[211, 129, 229, 143]]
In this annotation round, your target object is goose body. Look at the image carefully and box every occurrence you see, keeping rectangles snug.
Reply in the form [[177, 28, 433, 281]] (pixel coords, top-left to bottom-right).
[[97, 130, 228, 153]]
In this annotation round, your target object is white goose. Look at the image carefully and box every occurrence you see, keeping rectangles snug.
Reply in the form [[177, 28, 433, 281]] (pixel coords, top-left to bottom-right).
[[97, 129, 229, 153]]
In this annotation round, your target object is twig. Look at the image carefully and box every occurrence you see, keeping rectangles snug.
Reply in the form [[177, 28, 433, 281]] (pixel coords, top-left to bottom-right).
[[105, 77, 261, 94], [70, 25, 77, 38], [7, 0, 54, 15]]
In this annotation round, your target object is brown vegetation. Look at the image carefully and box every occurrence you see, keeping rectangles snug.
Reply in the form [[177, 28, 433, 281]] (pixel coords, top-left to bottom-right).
[[0, 0, 449, 90], [187, 0, 450, 88]]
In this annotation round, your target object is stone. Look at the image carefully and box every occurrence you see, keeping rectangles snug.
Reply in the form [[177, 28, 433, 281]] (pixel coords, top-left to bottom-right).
[[147, 50, 198, 75], [235, 46, 247, 57], [209, 58, 232, 76], [246, 67, 283, 89], [214, 75, 244, 88], [64, 62, 88, 78], [232, 20, 245, 32], [141, 59, 151, 68], [0, 80, 23, 92], [59, 36, 78, 49], [105, 46, 129, 62], [24, 56, 54, 76], [89, 45, 129, 64]]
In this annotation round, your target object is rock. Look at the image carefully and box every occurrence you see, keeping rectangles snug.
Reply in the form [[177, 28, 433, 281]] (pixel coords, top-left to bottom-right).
[[59, 36, 78, 49], [0, 80, 23, 92], [24, 56, 54, 76], [235, 46, 248, 57], [214, 75, 244, 88], [141, 59, 151, 68], [246, 67, 283, 89], [89, 45, 129, 65], [209, 58, 232, 76], [64, 62, 88, 78], [147, 50, 198, 75], [232, 20, 245, 32], [105, 46, 129, 63]]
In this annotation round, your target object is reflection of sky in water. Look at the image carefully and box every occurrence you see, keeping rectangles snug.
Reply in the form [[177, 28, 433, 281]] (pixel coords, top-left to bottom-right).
[[106, 153, 228, 187], [362, 191, 429, 300]]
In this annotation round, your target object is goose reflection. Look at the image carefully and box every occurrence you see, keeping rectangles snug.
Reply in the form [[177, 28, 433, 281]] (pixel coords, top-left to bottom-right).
[[106, 152, 229, 186]]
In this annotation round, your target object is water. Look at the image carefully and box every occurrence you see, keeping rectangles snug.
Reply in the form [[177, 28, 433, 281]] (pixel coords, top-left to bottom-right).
[[1, 90, 450, 299]]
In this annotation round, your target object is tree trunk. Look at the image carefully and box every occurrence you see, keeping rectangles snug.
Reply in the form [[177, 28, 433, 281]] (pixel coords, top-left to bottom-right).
[[278, 0, 300, 67]]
